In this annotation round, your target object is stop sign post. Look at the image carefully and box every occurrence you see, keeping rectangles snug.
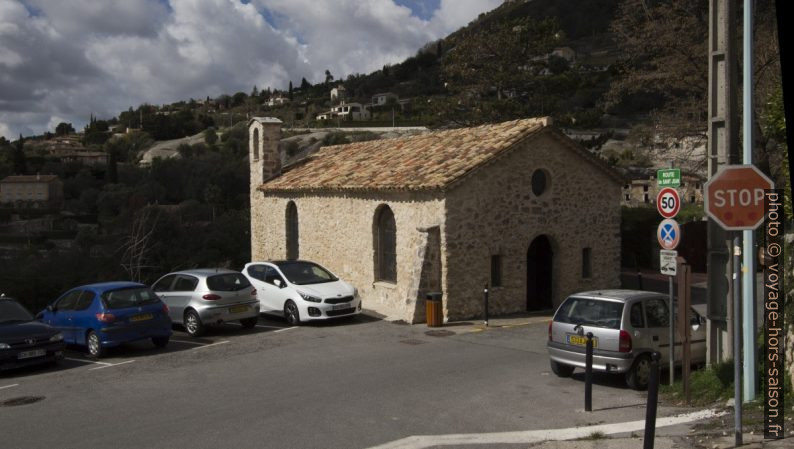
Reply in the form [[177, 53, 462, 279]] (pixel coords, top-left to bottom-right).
[[704, 165, 774, 230]]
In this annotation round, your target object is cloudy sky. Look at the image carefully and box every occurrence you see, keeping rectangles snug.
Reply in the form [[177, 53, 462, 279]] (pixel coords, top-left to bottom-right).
[[0, 0, 502, 140]]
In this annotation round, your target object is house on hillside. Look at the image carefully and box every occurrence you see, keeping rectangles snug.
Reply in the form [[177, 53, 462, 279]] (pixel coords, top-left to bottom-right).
[[58, 151, 109, 167], [315, 102, 371, 121], [248, 117, 623, 323], [330, 85, 347, 104], [0, 174, 64, 209], [371, 92, 399, 107], [621, 169, 704, 207], [267, 96, 288, 107]]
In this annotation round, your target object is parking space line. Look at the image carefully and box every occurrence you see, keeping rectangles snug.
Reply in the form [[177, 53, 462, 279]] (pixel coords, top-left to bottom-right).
[[88, 360, 135, 371], [190, 340, 230, 350], [64, 357, 112, 365], [224, 322, 288, 329], [274, 327, 297, 333], [0, 384, 19, 390], [170, 339, 209, 345]]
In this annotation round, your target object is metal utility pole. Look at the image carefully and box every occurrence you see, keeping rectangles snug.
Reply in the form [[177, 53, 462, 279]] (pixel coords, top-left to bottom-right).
[[741, 0, 756, 403], [706, 0, 740, 364]]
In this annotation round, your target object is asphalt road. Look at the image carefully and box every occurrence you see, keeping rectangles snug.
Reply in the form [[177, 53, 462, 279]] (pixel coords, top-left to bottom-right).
[[1, 314, 692, 449]]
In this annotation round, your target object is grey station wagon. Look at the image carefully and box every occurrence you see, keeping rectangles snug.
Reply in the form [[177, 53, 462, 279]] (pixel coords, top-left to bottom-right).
[[547, 289, 706, 390], [152, 269, 260, 337]]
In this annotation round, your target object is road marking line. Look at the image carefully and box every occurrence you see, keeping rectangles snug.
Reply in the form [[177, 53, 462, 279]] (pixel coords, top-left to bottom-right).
[[274, 327, 297, 333], [0, 384, 19, 390], [190, 340, 230, 350], [64, 357, 112, 365], [170, 339, 209, 345], [88, 360, 135, 371], [367, 409, 726, 449], [224, 323, 287, 329]]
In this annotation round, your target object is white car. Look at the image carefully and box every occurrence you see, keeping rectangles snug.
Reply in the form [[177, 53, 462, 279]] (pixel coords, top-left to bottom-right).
[[242, 260, 362, 325]]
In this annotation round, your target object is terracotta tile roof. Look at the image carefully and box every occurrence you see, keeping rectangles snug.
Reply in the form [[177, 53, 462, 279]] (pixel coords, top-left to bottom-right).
[[258, 117, 620, 192], [1, 175, 59, 184]]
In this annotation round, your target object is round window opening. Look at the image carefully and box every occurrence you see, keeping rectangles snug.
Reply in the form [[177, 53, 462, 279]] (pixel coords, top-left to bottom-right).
[[531, 169, 548, 196]]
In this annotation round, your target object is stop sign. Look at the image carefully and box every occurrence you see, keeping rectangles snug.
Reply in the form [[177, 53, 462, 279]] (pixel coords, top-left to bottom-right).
[[704, 165, 774, 230]]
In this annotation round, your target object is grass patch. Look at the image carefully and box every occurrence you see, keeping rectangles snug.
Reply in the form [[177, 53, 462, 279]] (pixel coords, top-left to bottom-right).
[[576, 431, 608, 440], [660, 361, 734, 406]]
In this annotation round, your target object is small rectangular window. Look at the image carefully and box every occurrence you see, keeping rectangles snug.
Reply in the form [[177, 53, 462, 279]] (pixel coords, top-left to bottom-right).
[[490, 255, 502, 287], [582, 248, 592, 279]]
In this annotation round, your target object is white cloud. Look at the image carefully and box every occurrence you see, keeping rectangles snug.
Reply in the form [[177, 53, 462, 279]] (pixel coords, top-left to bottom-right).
[[0, 0, 501, 139]]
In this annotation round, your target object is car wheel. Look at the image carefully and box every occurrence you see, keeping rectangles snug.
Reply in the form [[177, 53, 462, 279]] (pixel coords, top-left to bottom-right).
[[184, 310, 205, 337], [626, 354, 652, 390], [284, 300, 301, 325], [86, 331, 104, 358], [550, 360, 575, 377], [240, 317, 258, 328], [152, 336, 169, 348]]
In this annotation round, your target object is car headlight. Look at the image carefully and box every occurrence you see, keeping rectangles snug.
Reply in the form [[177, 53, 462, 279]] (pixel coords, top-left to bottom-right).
[[49, 333, 64, 342], [0, 342, 10, 349], [298, 291, 322, 303]]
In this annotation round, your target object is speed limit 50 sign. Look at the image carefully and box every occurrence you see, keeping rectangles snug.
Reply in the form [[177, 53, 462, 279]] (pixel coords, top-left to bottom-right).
[[656, 187, 681, 219]]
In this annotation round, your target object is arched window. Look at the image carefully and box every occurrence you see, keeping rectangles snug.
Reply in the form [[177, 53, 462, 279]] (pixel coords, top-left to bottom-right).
[[252, 128, 260, 160], [374, 205, 396, 282], [285, 201, 299, 260]]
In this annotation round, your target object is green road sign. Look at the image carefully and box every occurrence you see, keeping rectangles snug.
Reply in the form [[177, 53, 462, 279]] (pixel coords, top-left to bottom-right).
[[657, 168, 681, 187]]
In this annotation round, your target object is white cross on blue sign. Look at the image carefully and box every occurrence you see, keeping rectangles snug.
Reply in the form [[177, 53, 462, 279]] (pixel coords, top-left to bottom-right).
[[660, 223, 676, 244]]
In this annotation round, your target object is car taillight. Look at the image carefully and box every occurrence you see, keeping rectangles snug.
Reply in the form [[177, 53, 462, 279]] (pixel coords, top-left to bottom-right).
[[548, 321, 553, 341], [162, 303, 169, 314], [619, 330, 632, 353], [96, 313, 116, 323], [202, 294, 221, 301], [250, 288, 257, 296]]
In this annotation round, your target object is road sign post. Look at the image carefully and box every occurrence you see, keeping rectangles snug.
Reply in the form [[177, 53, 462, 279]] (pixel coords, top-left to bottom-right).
[[661, 249, 678, 386], [704, 164, 773, 446], [656, 173, 681, 388]]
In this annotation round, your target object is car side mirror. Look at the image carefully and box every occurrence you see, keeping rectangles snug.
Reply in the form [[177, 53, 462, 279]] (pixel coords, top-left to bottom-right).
[[273, 279, 283, 288], [46, 305, 55, 313]]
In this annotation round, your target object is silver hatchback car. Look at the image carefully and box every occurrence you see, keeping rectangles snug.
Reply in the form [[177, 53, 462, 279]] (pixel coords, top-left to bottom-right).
[[152, 269, 260, 337], [547, 289, 706, 390]]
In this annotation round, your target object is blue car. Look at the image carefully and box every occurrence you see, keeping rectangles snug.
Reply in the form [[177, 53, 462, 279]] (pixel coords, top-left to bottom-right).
[[38, 282, 172, 358]]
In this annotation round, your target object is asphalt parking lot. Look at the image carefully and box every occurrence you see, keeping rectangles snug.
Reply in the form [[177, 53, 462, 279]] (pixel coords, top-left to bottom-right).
[[1, 313, 701, 449]]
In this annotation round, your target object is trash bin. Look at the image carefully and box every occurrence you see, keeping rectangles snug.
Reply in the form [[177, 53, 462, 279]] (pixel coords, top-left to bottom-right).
[[425, 292, 442, 327]]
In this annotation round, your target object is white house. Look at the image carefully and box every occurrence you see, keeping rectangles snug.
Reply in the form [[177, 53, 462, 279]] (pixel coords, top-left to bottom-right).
[[316, 102, 371, 121], [371, 92, 399, 106]]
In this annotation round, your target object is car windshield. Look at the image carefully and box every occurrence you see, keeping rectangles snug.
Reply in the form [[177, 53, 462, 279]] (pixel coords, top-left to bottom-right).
[[274, 261, 338, 285], [0, 300, 34, 323], [554, 296, 624, 330], [206, 273, 251, 292], [102, 287, 160, 310]]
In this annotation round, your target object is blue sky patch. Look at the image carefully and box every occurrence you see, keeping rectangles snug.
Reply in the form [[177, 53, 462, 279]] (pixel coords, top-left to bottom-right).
[[394, 0, 441, 21]]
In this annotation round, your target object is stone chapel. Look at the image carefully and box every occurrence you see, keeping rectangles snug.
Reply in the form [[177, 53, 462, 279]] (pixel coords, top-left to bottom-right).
[[249, 117, 622, 323]]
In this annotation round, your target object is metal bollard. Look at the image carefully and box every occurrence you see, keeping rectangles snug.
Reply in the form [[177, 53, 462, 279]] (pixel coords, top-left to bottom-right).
[[637, 272, 644, 290], [483, 284, 489, 327], [585, 332, 594, 412], [643, 352, 662, 449]]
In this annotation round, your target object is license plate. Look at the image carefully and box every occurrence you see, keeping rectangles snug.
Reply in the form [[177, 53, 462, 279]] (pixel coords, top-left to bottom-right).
[[130, 313, 153, 322], [332, 303, 351, 310], [229, 305, 249, 314], [18, 349, 46, 360], [566, 334, 598, 348]]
